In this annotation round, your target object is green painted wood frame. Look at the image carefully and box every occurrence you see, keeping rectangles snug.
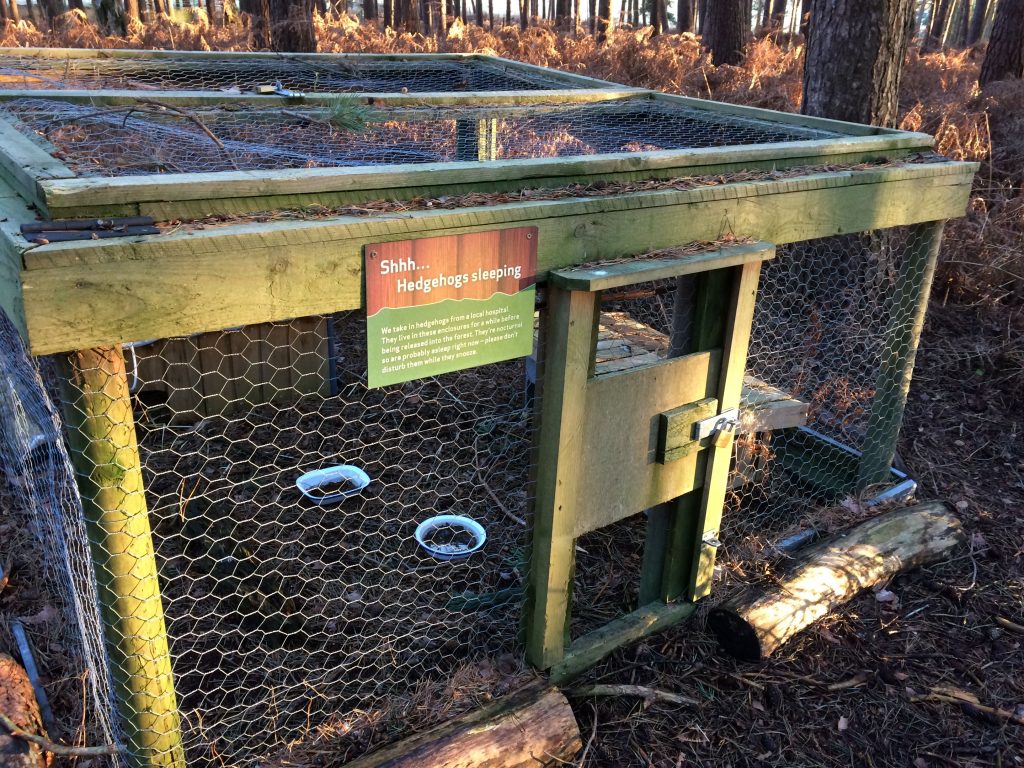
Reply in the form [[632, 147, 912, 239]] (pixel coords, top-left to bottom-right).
[[526, 242, 774, 679]]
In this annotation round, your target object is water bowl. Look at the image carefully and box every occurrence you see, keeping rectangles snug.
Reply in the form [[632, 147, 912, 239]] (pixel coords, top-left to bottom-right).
[[296, 465, 370, 505], [414, 515, 487, 561]]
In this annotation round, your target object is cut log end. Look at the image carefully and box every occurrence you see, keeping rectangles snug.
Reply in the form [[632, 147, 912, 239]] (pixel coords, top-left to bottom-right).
[[709, 502, 965, 661], [0, 653, 49, 768], [343, 682, 581, 768], [706, 608, 763, 662]]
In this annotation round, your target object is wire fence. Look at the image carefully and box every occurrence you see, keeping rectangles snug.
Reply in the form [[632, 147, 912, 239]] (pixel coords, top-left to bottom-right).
[[0, 97, 842, 176], [0, 54, 585, 93], [0, 227, 929, 767]]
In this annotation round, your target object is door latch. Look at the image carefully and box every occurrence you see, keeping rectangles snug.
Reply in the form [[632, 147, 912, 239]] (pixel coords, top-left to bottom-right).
[[692, 408, 739, 448]]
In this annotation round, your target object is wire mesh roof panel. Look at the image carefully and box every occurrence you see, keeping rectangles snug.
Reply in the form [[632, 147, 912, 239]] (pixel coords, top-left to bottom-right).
[[0, 97, 844, 177], [0, 53, 586, 93]]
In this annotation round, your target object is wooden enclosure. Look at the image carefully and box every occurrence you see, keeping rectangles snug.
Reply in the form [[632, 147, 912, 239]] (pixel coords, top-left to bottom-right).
[[0, 48, 977, 768]]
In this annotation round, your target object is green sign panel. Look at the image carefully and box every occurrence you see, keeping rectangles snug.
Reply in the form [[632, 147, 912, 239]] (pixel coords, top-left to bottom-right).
[[365, 227, 538, 388]]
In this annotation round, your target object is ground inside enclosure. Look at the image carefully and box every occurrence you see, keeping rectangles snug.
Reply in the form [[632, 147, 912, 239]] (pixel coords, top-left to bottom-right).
[[0, 20, 1021, 768]]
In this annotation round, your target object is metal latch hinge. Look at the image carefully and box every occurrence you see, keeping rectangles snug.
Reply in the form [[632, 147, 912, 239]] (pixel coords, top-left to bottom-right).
[[692, 408, 739, 442]]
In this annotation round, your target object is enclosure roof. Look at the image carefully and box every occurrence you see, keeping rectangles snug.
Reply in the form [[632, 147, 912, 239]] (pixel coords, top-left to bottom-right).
[[0, 48, 939, 222]]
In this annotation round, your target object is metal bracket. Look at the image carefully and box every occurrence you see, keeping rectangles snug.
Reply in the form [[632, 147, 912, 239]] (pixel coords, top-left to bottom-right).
[[692, 408, 739, 441]]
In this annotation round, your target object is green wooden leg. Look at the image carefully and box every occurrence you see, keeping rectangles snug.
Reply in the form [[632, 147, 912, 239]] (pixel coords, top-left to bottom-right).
[[858, 220, 945, 488], [526, 287, 597, 669], [59, 346, 185, 768]]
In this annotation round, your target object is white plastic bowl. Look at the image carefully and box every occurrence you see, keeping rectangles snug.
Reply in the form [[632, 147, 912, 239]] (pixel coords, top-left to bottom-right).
[[295, 465, 370, 505], [414, 515, 487, 561]]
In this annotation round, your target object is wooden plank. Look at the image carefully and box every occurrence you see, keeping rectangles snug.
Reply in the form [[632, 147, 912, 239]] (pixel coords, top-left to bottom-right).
[[0, 182, 31, 339], [0, 117, 75, 209], [0, 88, 638, 110], [20, 163, 976, 355], [648, 91, 927, 140], [550, 241, 775, 291], [0, 47, 478, 61], [739, 375, 810, 432], [574, 351, 719, 536], [34, 131, 938, 219], [526, 288, 597, 670], [287, 316, 330, 397], [56, 346, 185, 768], [657, 397, 719, 463], [687, 261, 765, 601], [549, 601, 697, 683]]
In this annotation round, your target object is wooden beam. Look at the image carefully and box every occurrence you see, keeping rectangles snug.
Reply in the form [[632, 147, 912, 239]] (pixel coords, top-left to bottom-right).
[[0, 181, 31, 340], [526, 288, 597, 670], [550, 240, 776, 291], [32, 132, 938, 220], [19, 163, 975, 354], [687, 260, 765, 601], [550, 601, 697, 683], [0, 117, 74, 209], [56, 346, 184, 768]]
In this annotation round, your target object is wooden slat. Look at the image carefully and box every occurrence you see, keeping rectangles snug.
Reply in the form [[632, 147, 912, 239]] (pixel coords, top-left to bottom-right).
[[34, 132, 938, 220], [550, 601, 697, 683], [0, 116, 75, 209], [574, 350, 718, 535], [687, 261, 765, 601], [550, 241, 775, 291], [19, 163, 976, 355], [526, 288, 597, 670], [0, 181, 30, 338]]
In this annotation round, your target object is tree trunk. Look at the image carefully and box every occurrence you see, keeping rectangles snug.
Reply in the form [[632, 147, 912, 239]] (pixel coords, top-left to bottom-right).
[[206, 0, 217, 24], [595, 0, 611, 39], [927, 0, 951, 47], [801, 0, 914, 126], [269, 0, 317, 51], [504, 0, 510, 24], [678, 0, 692, 31], [707, 503, 965, 661], [342, 684, 581, 768], [968, 0, 987, 42], [702, 0, 746, 64], [0, 654, 48, 768], [769, 0, 785, 26], [363, 0, 377, 18], [980, 0, 1024, 84], [798, 0, 810, 34], [4, 0, 18, 22], [651, 0, 666, 33]]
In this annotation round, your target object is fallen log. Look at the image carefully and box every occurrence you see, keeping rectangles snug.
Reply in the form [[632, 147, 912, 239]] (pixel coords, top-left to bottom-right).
[[343, 683, 581, 768], [707, 502, 965, 661], [0, 653, 49, 768]]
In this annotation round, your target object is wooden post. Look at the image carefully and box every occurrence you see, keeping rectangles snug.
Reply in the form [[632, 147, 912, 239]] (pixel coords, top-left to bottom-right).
[[857, 220, 945, 489], [525, 288, 597, 670], [58, 346, 185, 768], [687, 260, 764, 600]]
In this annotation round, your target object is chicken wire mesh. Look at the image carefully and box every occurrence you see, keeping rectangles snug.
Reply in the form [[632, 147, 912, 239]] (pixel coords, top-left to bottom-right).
[[47, 310, 537, 767], [0, 225, 932, 767], [0, 310, 122, 758], [0, 53, 586, 93], [0, 97, 842, 176]]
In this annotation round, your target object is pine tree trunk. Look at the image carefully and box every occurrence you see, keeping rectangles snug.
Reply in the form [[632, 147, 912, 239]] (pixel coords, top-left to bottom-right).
[[703, 0, 746, 64], [927, 0, 951, 47], [651, 0, 666, 34], [798, 0, 810, 34], [769, 0, 784, 27], [596, 0, 611, 39], [979, 0, 1024, 85], [5, 0, 18, 22], [678, 0, 692, 31], [269, 0, 317, 50], [968, 0, 987, 43], [802, 0, 914, 126], [363, 0, 377, 18]]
